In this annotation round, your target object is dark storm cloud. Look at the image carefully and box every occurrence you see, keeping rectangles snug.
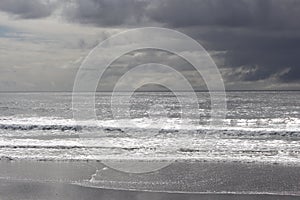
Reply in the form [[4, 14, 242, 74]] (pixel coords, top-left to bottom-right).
[[62, 0, 300, 83], [1, 0, 299, 85], [197, 29, 300, 82], [64, 0, 148, 26], [56, 0, 300, 31], [145, 0, 300, 83], [147, 0, 300, 30], [3, 0, 299, 30], [0, 0, 57, 19]]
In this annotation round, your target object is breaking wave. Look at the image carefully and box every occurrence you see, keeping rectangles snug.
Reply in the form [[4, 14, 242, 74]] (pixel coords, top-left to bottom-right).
[[0, 116, 299, 140]]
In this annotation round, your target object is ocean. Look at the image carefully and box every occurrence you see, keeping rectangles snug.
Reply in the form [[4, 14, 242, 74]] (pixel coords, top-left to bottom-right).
[[0, 91, 299, 164], [0, 91, 300, 197]]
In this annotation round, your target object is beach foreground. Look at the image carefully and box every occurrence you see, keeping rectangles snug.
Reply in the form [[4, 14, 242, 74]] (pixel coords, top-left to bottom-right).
[[0, 180, 299, 200], [0, 160, 299, 199]]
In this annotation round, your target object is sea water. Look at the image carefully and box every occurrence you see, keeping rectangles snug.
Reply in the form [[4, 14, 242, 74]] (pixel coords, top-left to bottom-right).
[[0, 91, 299, 165]]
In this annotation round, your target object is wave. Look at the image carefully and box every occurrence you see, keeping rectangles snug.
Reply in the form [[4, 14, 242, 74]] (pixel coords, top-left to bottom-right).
[[1, 124, 300, 140], [178, 148, 202, 153], [0, 145, 144, 151], [0, 124, 124, 133], [0, 116, 300, 140], [76, 181, 300, 197], [0, 124, 83, 131]]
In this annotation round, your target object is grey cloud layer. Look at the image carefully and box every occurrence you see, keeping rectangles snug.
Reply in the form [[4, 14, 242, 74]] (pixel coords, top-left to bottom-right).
[[197, 28, 300, 82], [4, 0, 299, 30], [64, 0, 147, 26], [147, 0, 300, 30], [62, 0, 300, 30], [0, 0, 57, 19], [0, 0, 299, 87], [64, 0, 300, 83]]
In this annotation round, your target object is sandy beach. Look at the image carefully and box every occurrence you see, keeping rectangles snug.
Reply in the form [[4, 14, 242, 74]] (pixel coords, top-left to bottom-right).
[[1, 180, 300, 200], [0, 160, 299, 199]]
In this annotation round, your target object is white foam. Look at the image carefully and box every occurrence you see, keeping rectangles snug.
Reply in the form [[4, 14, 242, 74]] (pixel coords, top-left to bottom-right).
[[0, 116, 300, 165]]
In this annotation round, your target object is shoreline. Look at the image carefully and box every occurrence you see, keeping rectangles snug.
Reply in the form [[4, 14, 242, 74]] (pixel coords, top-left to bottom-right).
[[2, 155, 300, 166], [0, 159, 299, 196], [0, 179, 299, 200]]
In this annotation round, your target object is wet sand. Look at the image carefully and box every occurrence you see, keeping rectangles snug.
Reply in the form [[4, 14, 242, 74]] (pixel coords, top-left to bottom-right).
[[0, 180, 299, 200], [0, 160, 299, 199]]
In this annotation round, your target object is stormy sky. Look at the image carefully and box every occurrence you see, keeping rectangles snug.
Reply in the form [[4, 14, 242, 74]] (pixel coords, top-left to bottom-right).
[[0, 0, 299, 91]]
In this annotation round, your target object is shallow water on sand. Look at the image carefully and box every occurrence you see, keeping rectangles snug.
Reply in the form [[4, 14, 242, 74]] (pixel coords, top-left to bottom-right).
[[0, 161, 299, 197]]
